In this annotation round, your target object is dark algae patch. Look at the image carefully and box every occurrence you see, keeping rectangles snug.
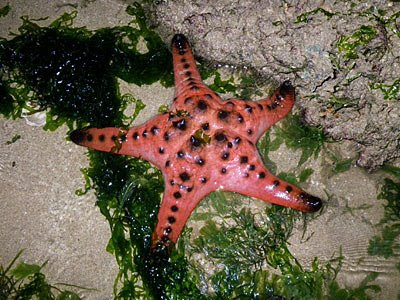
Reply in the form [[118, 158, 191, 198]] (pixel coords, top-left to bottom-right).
[[0, 4, 172, 129], [0, 4, 10, 18], [1, 13, 122, 128], [5, 133, 21, 145], [0, 3, 385, 299]]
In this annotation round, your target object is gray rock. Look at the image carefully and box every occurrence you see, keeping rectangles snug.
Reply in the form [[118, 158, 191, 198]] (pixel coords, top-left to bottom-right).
[[147, 0, 400, 169]]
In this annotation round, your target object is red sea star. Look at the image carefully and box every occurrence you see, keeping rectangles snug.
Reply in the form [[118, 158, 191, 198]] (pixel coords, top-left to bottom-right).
[[70, 34, 322, 246]]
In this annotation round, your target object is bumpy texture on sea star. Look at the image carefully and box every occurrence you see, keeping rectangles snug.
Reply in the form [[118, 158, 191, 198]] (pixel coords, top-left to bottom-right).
[[71, 34, 322, 246]]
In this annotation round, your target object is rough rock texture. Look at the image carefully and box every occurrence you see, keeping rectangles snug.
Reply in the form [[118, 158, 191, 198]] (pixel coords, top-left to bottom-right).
[[146, 0, 400, 169]]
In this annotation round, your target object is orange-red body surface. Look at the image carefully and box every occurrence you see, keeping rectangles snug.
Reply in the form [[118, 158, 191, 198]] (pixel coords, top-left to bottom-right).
[[71, 34, 322, 246]]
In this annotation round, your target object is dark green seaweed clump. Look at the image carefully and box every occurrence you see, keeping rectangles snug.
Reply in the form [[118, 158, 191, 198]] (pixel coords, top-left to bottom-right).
[[0, 80, 14, 116], [1, 26, 122, 127], [0, 4, 172, 129]]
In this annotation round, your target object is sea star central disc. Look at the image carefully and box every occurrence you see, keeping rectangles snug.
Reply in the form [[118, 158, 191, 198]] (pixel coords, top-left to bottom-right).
[[71, 34, 322, 246]]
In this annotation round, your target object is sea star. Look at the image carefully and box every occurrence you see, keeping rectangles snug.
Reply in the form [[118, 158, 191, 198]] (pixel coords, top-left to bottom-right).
[[70, 34, 322, 246]]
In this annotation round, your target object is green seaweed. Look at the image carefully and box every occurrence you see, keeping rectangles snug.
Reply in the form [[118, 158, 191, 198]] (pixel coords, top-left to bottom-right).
[[339, 8, 400, 100], [208, 72, 237, 94], [258, 132, 278, 174], [378, 172, 400, 224], [0, 4, 10, 17], [269, 114, 329, 166], [328, 95, 359, 112], [328, 272, 381, 300], [368, 225, 400, 258], [1, 16, 121, 128], [370, 78, 400, 101], [337, 25, 378, 60], [295, 7, 335, 24], [236, 74, 264, 99], [0, 250, 85, 299], [382, 164, 400, 178], [189, 195, 380, 299], [157, 103, 169, 114], [277, 168, 314, 186], [368, 175, 400, 259], [0, 3, 172, 130], [200, 65, 264, 100], [122, 95, 146, 126], [5, 134, 21, 145], [325, 147, 355, 176], [298, 168, 314, 183], [332, 158, 353, 174]]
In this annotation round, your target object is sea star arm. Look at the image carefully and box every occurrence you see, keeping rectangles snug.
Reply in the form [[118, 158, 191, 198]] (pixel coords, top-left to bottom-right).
[[153, 181, 213, 244], [222, 158, 322, 213], [171, 34, 202, 93], [170, 34, 220, 111], [253, 81, 296, 139], [70, 114, 170, 169], [210, 134, 322, 212], [222, 81, 296, 144]]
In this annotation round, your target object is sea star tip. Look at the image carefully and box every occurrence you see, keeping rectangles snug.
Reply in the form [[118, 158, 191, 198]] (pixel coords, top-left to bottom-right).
[[70, 128, 86, 144], [171, 33, 189, 54], [302, 193, 323, 212], [280, 80, 294, 95]]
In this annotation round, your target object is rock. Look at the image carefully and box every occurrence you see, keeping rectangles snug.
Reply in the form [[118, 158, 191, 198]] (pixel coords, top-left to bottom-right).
[[146, 0, 400, 169]]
